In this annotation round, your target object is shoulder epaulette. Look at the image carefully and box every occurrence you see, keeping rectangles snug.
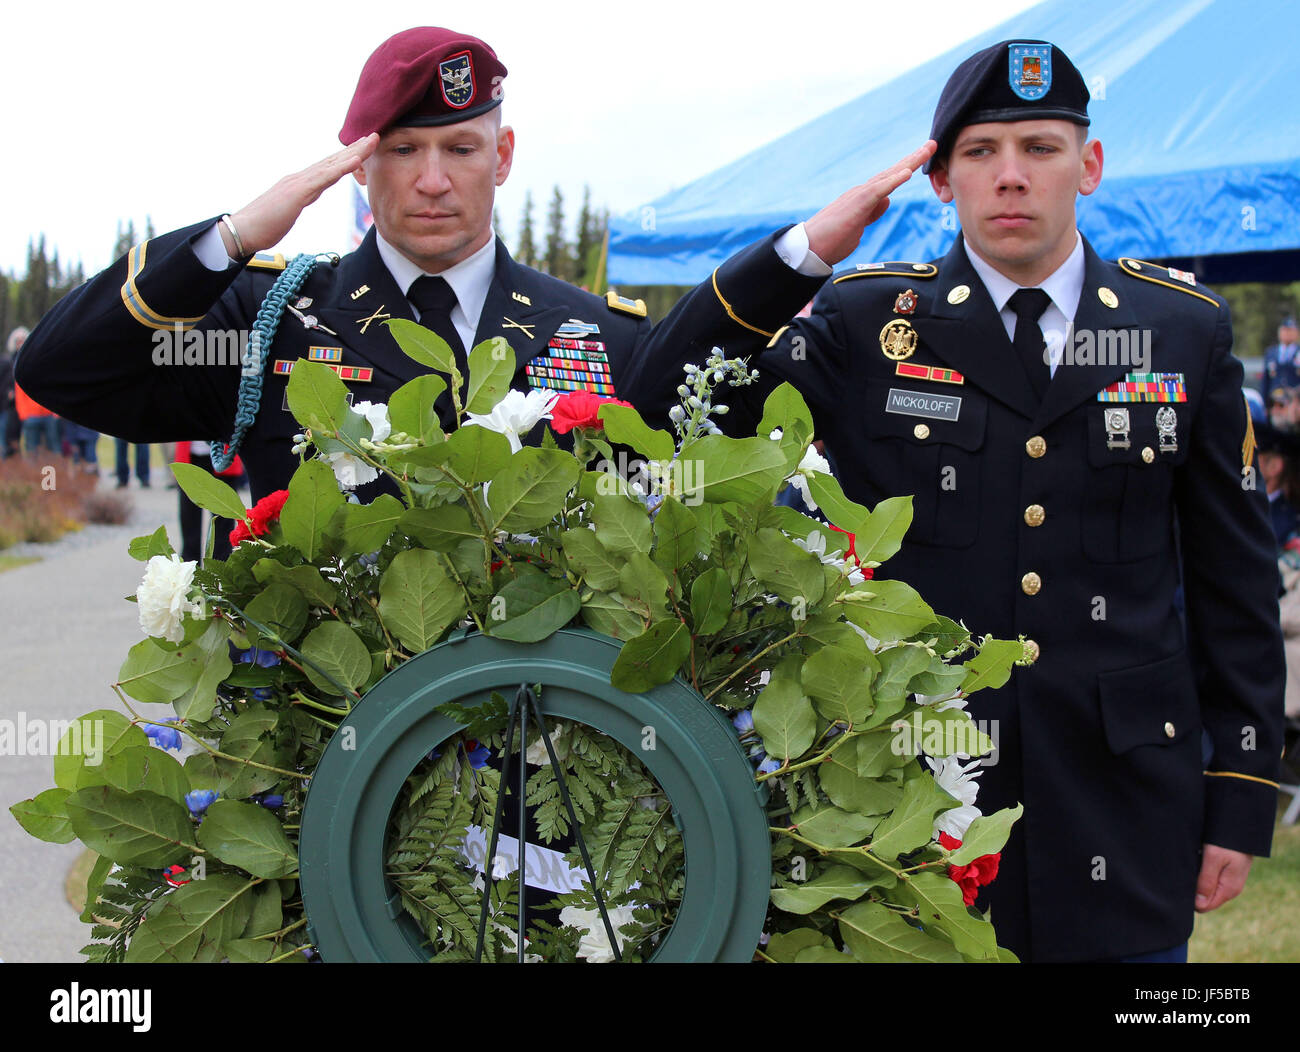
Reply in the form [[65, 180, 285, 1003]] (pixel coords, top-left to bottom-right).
[[833, 262, 938, 285], [605, 291, 647, 318], [246, 251, 287, 271], [1117, 257, 1218, 307]]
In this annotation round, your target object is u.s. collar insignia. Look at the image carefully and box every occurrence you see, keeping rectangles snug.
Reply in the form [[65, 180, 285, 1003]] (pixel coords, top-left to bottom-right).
[[879, 318, 918, 361], [511, 291, 531, 306], [893, 288, 917, 315], [440, 51, 474, 109], [1008, 43, 1051, 100], [349, 285, 369, 300]]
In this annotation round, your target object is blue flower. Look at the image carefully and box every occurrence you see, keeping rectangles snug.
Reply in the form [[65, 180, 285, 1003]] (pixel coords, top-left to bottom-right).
[[251, 687, 274, 701], [186, 789, 218, 815], [142, 722, 182, 751], [756, 754, 782, 775], [732, 710, 755, 735], [425, 747, 442, 762], [464, 740, 491, 770], [229, 641, 281, 667], [257, 793, 284, 809]]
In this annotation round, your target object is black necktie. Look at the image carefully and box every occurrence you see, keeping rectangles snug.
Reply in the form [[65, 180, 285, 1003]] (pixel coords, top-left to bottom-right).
[[407, 275, 467, 425], [1008, 288, 1053, 400]]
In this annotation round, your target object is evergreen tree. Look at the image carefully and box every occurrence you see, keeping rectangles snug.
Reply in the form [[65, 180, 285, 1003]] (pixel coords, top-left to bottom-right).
[[574, 185, 595, 285], [543, 185, 568, 280], [517, 191, 538, 269]]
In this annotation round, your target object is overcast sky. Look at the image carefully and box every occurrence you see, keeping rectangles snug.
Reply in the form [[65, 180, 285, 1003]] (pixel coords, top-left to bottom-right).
[[1, 0, 1041, 276]]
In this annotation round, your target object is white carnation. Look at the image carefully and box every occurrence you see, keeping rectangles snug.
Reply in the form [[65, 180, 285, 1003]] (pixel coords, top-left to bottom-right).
[[786, 445, 832, 511], [351, 400, 392, 443], [323, 451, 379, 490], [927, 755, 984, 840], [464, 388, 559, 453], [136, 554, 203, 643]]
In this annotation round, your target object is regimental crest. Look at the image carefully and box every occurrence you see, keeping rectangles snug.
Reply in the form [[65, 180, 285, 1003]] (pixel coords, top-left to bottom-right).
[[440, 51, 475, 109], [893, 288, 918, 315], [1008, 43, 1052, 100]]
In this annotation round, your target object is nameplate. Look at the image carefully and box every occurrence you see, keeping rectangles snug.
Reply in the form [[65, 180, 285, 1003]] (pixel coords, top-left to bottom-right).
[[885, 388, 962, 422]]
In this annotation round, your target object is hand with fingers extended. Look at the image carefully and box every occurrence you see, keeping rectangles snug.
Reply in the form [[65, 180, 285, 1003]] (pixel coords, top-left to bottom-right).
[[220, 134, 380, 258], [804, 141, 936, 266]]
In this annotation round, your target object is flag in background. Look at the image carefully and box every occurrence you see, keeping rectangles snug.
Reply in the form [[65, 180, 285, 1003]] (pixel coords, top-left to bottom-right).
[[352, 184, 373, 247]]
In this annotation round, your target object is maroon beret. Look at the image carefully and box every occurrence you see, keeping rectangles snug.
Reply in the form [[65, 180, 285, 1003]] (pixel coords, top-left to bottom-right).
[[339, 27, 507, 144]]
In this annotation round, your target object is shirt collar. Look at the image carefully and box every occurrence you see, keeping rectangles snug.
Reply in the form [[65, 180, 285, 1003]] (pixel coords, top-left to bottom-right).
[[963, 231, 1086, 322], [374, 231, 498, 328]]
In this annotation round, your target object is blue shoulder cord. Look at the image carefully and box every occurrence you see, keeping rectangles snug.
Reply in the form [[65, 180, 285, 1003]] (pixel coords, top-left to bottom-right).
[[209, 252, 324, 472]]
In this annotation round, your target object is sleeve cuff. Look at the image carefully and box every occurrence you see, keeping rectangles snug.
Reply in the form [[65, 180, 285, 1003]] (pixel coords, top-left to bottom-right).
[[193, 222, 239, 272], [773, 223, 832, 278]]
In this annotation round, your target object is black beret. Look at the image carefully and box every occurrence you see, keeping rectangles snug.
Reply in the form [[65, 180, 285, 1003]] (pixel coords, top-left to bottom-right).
[[340, 27, 507, 144], [926, 40, 1090, 172]]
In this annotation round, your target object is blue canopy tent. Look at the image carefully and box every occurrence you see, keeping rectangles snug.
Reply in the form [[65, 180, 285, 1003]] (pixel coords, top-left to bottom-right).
[[608, 0, 1300, 286]]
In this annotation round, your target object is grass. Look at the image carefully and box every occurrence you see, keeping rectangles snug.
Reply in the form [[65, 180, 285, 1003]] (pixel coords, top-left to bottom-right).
[[0, 554, 41, 573], [1189, 808, 1300, 962], [0, 456, 98, 549]]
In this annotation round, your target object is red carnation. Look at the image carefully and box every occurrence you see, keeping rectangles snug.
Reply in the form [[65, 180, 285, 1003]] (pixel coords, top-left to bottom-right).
[[229, 489, 290, 547], [549, 391, 633, 434], [828, 523, 873, 578], [938, 832, 1001, 906]]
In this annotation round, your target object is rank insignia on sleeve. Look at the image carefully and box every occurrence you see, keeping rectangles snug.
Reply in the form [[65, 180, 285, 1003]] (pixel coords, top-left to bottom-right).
[[1096, 372, 1187, 403]]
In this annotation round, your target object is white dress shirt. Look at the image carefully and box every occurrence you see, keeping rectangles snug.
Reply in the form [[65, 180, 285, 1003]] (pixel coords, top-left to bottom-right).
[[374, 231, 495, 352], [963, 232, 1086, 377]]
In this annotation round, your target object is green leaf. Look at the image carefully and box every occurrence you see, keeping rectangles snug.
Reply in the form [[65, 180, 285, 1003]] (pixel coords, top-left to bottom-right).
[[651, 497, 698, 574], [818, 752, 903, 815], [170, 462, 249, 521], [224, 938, 276, 963], [801, 637, 879, 724], [867, 772, 955, 860], [117, 637, 201, 704], [465, 337, 516, 413], [128, 525, 174, 562], [331, 493, 404, 556], [747, 527, 825, 606], [285, 357, 351, 433], [946, 804, 1023, 865], [793, 946, 855, 963], [279, 459, 345, 562], [597, 403, 676, 463], [389, 374, 448, 445], [171, 620, 234, 724], [757, 383, 816, 466], [80, 853, 113, 923], [197, 800, 298, 877], [689, 567, 732, 635], [770, 865, 872, 914], [401, 504, 481, 552], [300, 621, 373, 694], [806, 473, 871, 536], [379, 548, 467, 654], [10, 787, 75, 843], [765, 928, 833, 962], [610, 619, 691, 693], [851, 496, 914, 565], [437, 425, 512, 485], [678, 434, 789, 504], [241, 882, 283, 938], [837, 900, 963, 963], [909, 658, 968, 698], [80, 745, 191, 802], [960, 638, 1025, 694], [852, 730, 911, 778], [386, 318, 457, 375], [488, 447, 581, 532], [897, 869, 998, 960], [752, 657, 816, 760], [868, 644, 932, 720], [251, 560, 338, 608], [617, 552, 672, 619], [580, 591, 645, 641], [186, 706, 282, 799], [591, 494, 652, 557], [838, 579, 936, 641], [898, 707, 994, 759], [790, 802, 879, 847], [243, 584, 308, 652], [65, 786, 195, 867], [490, 574, 581, 643], [123, 873, 256, 962], [561, 528, 622, 590], [53, 711, 148, 791]]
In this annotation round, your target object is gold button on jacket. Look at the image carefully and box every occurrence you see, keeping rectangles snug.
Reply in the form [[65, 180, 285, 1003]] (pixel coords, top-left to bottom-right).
[[1021, 572, 1042, 595], [1024, 504, 1045, 527]]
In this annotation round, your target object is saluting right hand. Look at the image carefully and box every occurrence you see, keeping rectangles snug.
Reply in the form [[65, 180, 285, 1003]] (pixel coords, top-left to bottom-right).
[[221, 134, 379, 257]]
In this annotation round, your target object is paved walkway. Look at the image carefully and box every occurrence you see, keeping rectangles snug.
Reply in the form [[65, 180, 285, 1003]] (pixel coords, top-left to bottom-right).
[[0, 477, 201, 962]]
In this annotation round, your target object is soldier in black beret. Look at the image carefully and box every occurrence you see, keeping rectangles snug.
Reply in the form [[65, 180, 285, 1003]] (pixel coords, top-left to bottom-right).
[[625, 39, 1285, 962]]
